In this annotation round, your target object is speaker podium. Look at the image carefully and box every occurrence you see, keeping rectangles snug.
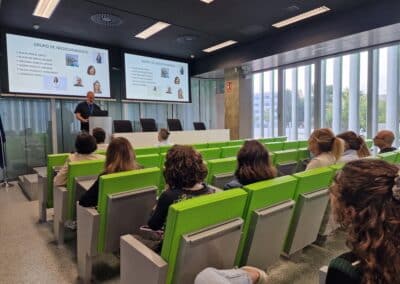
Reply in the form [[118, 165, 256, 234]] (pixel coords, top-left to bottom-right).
[[89, 116, 112, 143]]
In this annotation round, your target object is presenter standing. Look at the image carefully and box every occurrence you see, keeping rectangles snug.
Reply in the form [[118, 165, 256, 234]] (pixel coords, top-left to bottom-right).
[[74, 91, 101, 132]]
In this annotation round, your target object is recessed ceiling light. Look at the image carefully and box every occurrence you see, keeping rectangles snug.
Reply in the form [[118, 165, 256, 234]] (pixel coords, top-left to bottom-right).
[[33, 0, 60, 19], [203, 40, 237, 53], [272, 6, 330, 28], [135, 21, 171, 39], [190, 54, 195, 58], [200, 0, 214, 3], [33, 24, 40, 30]]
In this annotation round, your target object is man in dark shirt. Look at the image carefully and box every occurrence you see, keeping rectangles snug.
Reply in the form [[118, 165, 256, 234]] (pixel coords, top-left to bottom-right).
[[74, 91, 101, 132], [373, 130, 397, 153]]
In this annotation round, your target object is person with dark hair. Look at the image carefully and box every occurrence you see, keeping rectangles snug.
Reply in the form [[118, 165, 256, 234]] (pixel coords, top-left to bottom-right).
[[373, 130, 397, 153], [54, 133, 103, 186], [74, 91, 101, 131], [147, 145, 214, 230], [92, 127, 108, 151], [79, 137, 142, 207], [87, 65, 96, 76], [336, 131, 366, 163], [224, 140, 277, 189], [306, 128, 344, 170], [326, 159, 400, 283], [157, 128, 171, 146]]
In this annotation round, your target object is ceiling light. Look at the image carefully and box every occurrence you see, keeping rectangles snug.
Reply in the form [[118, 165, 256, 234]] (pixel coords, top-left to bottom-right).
[[272, 6, 330, 28], [200, 0, 214, 3], [190, 54, 195, 58], [203, 40, 237, 53], [135, 22, 171, 39], [33, 0, 60, 19]]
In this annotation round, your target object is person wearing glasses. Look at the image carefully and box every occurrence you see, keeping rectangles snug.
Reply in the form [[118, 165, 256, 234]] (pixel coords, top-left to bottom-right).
[[373, 130, 397, 153]]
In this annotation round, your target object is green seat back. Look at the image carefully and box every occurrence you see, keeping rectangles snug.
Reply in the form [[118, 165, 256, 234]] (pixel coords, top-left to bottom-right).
[[377, 151, 399, 163], [136, 154, 161, 168], [365, 139, 373, 149], [158, 153, 167, 193], [297, 140, 309, 148], [159, 145, 172, 154], [135, 146, 160, 156], [292, 167, 334, 200], [206, 157, 237, 184], [297, 148, 310, 160], [47, 154, 69, 207], [265, 142, 283, 152], [95, 149, 107, 155], [273, 150, 299, 165], [161, 189, 248, 284], [198, 148, 221, 161], [192, 143, 209, 150], [207, 141, 228, 148], [274, 136, 287, 142], [97, 167, 161, 252], [257, 138, 275, 144], [220, 145, 242, 158], [329, 163, 345, 172], [227, 140, 245, 146], [236, 176, 297, 265], [283, 141, 299, 150], [67, 159, 105, 219]]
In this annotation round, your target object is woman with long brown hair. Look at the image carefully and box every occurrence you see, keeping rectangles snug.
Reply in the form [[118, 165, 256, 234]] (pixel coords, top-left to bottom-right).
[[224, 140, 277, 189], [326, 159, 400, 283], [79, 137, 142, 207], [336, 131, 369, 163]]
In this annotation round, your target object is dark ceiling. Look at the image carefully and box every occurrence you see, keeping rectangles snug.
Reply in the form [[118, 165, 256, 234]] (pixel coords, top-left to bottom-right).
[[0, 0, 375, 63]]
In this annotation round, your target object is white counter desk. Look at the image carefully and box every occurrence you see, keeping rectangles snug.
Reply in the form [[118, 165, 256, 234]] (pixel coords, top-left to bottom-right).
[[112, 129, 230, 148]]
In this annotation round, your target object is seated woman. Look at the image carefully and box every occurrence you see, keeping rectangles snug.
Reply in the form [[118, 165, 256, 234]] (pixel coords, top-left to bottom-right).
[[224, 140, 277, 190], [79, 137, 142, 207], [147, 145, 214, 231], [326, 159, 400, 283], [92, 127, 108, 151], [54, 133, 103, 186], [336, 131, 366, 163], [156, 128, 171, 146], [306, 128, 344, 170]]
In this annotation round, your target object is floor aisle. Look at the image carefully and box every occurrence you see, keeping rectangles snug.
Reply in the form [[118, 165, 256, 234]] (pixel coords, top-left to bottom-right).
[[0, 184, 347, 283]]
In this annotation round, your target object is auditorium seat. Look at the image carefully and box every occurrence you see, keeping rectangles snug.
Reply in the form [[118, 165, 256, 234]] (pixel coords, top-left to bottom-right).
[[257, 138, 276, 143], [206, 157, 237, 188], [136, 154, 161, 168], [77, 167, 161, 283], [167, 119, 183, 131], [207, 141, 228, 148], [265, 141, 284, 152], [236, 176, 297, 268], [193, 121, 206, 130], [283, 141, 300, 150], [226, 139, 245, 146], [283, 167, 334, 255], [39, 154, 69, 222], [53, 159, 105, 245], [140, 118, 158, 132], [113, 120, 133, 133], [298, 140, 309, 148], [192, 143, 209, 149], [197, 148, 221, 161], [377, 151, 399, 163], [120, 188, 247, 284], [273, 149, 300, 175], [135, 146, 160, 156], [274, 136, 288, 142], [220, 145, 242, 158]]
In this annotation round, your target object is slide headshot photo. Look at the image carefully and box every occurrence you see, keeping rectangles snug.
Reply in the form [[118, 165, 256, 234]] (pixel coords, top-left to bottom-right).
[[43, 75, 67, 91], [161, 67, 169, 78], [94, 52, 103, 64], [174, 76, 180, 85], [87, 65, 96, 76], [74, 76, 83, 87], [65, 54, 79, 67], [178, 88, 183, 99], [93, 80, 102, 94]]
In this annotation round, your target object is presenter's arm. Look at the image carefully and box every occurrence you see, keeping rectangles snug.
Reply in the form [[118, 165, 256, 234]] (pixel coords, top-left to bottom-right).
[[75, 113, 88, 123]]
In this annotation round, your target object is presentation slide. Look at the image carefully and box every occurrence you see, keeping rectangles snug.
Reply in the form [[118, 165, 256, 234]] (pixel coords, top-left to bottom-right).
[[6, 33, 111, 98], [124, 53, 189, 102]]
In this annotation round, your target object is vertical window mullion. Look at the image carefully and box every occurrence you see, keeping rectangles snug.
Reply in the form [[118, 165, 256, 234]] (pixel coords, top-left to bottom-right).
[[332, 57, 342, 134]]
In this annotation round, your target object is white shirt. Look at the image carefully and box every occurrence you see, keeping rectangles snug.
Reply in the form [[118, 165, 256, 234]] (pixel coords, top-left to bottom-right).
[[156, 140, 171, 146], [337, 149, 359, 163], [306, 152, 336, 170]]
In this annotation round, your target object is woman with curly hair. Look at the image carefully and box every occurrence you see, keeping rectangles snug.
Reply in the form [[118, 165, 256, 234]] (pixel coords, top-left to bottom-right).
[[224, 140, 277, 189], [327, 159, 400, 284], [147, 145, 215, 230]]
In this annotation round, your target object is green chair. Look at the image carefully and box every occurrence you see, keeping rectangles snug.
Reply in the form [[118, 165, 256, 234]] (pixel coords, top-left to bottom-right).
[[39, 154, 69, 223], [296, 148, 310, 172], [283, 141, 299, 150], [120, 189, 248, 284], [265, 142, 284, 152], [237, 176, 297, 268], [77, 167, 161, 283], [273, 149, 300, 175], [53, 159, 105, 245], [192, 143, 209, 150], [220, 145, 242, 158], [257, 138, 276, 144], [159, 145, 172, 154], [226, 139, 245, 146], [135, 146, 160, 156], [207, 141, 228, 148], [206, 157, 237, 188], [274, 136, 288, 142], [197, 147, 221, 161], [136, 154, 161, 168], [365, 139, 373, 149], [377, 151, 399, 163], [298, 140, 309, 148], [283, 167, 335, 255], [95, 149, 107, 155]]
